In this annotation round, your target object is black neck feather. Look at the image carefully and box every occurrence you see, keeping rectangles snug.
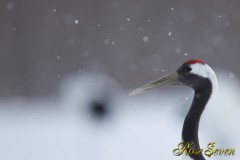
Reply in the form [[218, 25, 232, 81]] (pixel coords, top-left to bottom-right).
[[182, 82, 212, 160]]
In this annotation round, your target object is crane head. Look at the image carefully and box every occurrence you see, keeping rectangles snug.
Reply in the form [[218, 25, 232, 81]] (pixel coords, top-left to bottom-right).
[[129, 59, 218, 96]]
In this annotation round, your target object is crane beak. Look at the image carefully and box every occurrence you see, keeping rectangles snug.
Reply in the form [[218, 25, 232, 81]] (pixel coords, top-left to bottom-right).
[[129, 71, 180, 96]]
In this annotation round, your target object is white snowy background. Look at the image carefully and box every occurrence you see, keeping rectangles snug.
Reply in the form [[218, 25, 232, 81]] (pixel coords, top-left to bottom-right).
[[0, 0, 240, 160]]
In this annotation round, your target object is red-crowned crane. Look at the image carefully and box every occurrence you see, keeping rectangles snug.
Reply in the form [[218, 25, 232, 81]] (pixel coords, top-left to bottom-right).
[[129, 59, 218, 160]]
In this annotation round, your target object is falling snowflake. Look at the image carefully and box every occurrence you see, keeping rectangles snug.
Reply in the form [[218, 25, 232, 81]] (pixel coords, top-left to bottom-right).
[[104, 39, 110, 44], [229, 72, 235, 79], [142, 36, 149, 42], [7, 2, 14, 10], [78, 68, 82, 73], [138, 26, 144, 31], [74, 19, 79, 24]]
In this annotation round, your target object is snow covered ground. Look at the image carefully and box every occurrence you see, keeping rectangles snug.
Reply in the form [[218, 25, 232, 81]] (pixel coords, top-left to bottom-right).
[[0, 71, 239, 160]]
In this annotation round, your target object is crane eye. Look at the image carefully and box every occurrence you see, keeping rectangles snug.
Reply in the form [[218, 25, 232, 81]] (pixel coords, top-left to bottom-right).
[[186, 66, 192, 72]]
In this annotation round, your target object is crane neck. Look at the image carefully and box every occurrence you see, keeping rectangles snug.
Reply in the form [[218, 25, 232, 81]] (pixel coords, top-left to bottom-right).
[[182, 86, 212, 160]]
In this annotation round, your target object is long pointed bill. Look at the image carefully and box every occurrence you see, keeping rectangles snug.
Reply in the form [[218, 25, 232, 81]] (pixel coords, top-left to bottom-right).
[[129, 71, 180, 96]]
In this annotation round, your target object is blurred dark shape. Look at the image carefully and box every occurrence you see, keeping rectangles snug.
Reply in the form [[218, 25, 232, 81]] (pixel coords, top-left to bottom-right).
[[59, 72, 124, 125], [90, 100, 109, 120]]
